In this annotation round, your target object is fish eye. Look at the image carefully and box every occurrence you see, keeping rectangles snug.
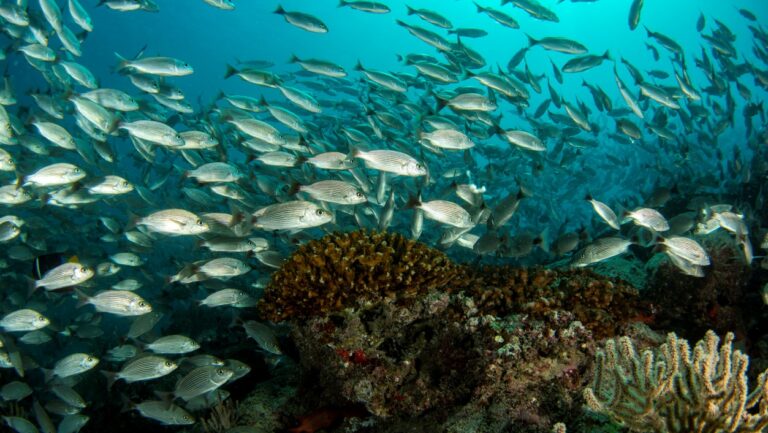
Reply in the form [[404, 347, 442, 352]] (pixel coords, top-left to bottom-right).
[[121, 181, 129, 188], [139, 301, 146, 307], [315, 209, 325, 216], [217, 368, 225, 375], [196, 219, 204, 226], [73, 168, 81, 173], [165, 361, 173, 367], [86, 357, 93, 362], [355, 191, 365, 198], [80, 266, 86, 272]]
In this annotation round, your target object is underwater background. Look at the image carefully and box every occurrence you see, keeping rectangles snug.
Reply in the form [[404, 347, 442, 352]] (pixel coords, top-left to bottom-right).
[[0, 0, 768, 432]]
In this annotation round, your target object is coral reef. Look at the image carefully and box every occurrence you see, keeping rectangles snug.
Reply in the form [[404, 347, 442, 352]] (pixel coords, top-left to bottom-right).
[[286, 293, 595, 432], [260, 231, 642, 338], [253, 231, 655, 432], [258, 230, 470, 322], [645, 235, 756, 340], [465, 265, 641, 339], [584, 330, 768, 433]]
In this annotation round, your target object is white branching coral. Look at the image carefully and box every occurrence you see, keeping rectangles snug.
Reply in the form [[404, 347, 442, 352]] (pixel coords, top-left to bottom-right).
[[584, 330, 768, 433]]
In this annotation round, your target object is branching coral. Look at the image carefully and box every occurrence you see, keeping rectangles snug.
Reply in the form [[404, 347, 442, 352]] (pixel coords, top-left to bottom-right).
[[583, 330, 768, 433], [258, 230, 470, 322], [201, 399, 242, 433]]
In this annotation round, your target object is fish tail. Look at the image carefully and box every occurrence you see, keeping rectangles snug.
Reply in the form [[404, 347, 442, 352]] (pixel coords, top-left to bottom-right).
[[273, 4, 286, 14], [405, 193, 422, 209], [287, 181, 306, 199], [287, 53, 299, 63], [101, 371, 119, 391], [354, 60, 365, 71], [473, 1, 485, 12], [525, 34, 538, 47], [337, 0, 347, 7], [433, 93, 448, 113], [113, 52, 130, 74], [75, 289, 90, 308], [26, 276, 39, 297], [223, 64, 239, 79], [405, 5, 416, 15]]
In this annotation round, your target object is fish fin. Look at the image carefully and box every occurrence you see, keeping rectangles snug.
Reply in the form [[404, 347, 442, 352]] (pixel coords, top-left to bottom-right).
[[101, 371, 119, 391]]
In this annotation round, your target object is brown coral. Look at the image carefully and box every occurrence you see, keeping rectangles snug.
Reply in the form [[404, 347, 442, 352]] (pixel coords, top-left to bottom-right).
[[258, 230, 470, 322], [466, 266, 641, 339]]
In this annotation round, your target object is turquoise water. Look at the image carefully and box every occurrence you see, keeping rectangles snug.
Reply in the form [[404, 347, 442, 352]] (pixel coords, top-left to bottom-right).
[[1, 0, 767, 431]]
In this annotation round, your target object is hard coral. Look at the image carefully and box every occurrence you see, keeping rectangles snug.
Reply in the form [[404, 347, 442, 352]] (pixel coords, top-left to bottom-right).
[[467, 266, 641, 339], [258, 230, 469, 322]]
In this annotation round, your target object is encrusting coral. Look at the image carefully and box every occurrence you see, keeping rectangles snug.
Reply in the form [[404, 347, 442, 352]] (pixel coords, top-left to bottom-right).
[[583, 330, 768, 433], [465, 265, 641, 339]]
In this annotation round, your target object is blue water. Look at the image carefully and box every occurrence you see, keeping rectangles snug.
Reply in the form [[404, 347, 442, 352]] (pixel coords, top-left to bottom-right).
[[1, 0, 768, 431]]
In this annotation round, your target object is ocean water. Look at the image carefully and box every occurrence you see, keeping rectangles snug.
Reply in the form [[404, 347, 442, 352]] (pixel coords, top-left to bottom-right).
[[1, 0, 767, 432]]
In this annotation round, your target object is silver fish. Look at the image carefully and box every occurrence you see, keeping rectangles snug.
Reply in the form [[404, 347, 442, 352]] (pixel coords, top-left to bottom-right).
[[658, 236, 710, 266], [35, 263, 94, 291], [274, 5, 328, 33], [297, 180, 367, 205], [24, 163, 85, 187], [173, 366, 233, 401], [52, 353, 99, 378], [242, 321, 282, 355], [571, 237, 633, 267], [78, 290, 152, 316], [586, 195, 620, 230], [252, 201, 333, 231], [200, 289, 254, 308], [353, 149, 427, 176], [147, 335, 199, 354], [117, 56, 193, 76], [137, 209, 209, 236], [625, 208, 669, 232], [503, 130, 546, 152], [186, 162, 242, 183], [107, 355, 177, 384], [411, 198, 474, 228], [133, 401, 194, 425]]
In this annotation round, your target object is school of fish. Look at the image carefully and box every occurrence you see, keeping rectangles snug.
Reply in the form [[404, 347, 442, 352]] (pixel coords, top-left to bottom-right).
[[0, 0, 766, 431]]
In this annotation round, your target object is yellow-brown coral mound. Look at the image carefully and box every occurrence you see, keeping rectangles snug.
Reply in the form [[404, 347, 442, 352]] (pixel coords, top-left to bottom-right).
[[258, 230, 469, 322]]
